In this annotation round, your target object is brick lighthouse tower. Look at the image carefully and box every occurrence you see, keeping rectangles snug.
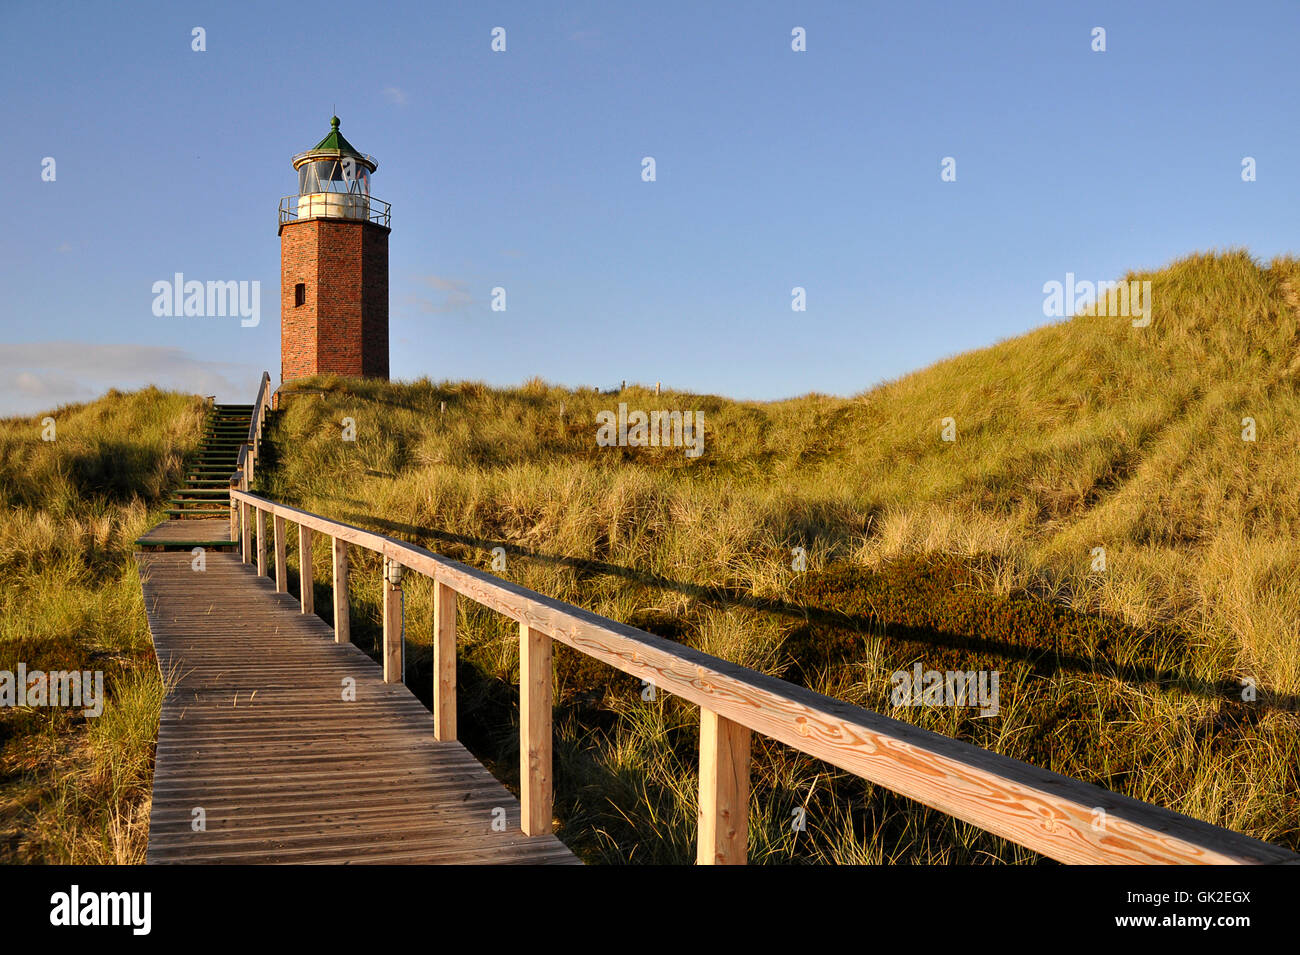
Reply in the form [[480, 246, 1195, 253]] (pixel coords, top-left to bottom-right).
[[278, 116, 390, 383]]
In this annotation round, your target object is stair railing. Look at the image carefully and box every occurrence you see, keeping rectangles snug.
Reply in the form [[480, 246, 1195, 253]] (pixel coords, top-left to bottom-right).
[[229, 371, 273, 541]]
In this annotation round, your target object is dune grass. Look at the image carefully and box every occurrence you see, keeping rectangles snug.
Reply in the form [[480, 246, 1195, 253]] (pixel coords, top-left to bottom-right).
[[4, 249, 1295, 865], [258, 250, 1300, 863], [0, 388, 203, 862]]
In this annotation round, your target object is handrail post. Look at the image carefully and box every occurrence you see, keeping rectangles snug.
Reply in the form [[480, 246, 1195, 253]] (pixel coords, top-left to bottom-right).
[[256, 509, 267, 578], [433, 582, 457, 740], [382, 556, 403, 683], [299, 525, 314, 614], [697, 708, 751, 865], [273, 515, 287, 593], [240, 500, 251, 564], [228, 473, 240, 543], [331, 536, 349, 643], [519, 623, 553, 835]]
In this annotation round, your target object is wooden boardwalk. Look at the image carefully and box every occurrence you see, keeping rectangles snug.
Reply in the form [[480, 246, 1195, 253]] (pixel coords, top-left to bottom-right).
[[136, 517, 234, 550], [137, 547, 579, 864]]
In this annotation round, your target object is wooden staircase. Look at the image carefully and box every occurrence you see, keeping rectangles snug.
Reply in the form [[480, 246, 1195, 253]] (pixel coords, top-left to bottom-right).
[[165, 404, 254, 519], [135, 402, 258, 552]]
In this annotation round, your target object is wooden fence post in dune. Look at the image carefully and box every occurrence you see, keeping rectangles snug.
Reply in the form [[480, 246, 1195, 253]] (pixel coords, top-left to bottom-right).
[[299, 525, 314, 614], [332, 536, 350, 644], [273, 515, 287, 593], [256, 509, 267, 577], [240, 501, 251, 564], [433, 582, 457, 740], [697, 708, 751, 865], [519, 623, 553, 835], [382, 557, 403, 683]]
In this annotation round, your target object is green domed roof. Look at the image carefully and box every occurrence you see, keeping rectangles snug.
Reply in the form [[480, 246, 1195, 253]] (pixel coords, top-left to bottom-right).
[[292, 116, 377, 172], [312, 116, 364, 158]]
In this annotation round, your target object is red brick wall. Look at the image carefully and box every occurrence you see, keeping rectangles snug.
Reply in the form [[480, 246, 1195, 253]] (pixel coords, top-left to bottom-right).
[[279, 218, 389, 383], [280, 222, 318, 382], [361, 225, 389, 379]]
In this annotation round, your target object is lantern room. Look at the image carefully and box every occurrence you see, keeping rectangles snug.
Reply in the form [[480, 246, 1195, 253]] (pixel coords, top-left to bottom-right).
[[279, 116, 390, 226]]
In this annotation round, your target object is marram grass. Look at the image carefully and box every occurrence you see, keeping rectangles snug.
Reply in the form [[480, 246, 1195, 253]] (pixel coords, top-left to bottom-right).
[[261, 250, 1300, 863], [5, 250, 1298, 864], [0, 387, 203, 863]]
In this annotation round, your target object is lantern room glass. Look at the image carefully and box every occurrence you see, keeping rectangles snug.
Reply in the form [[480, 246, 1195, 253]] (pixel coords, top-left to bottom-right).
[[297, 158, 370, 196]]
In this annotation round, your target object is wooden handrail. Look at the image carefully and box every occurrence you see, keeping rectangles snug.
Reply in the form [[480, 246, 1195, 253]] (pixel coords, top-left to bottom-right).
[[229, 372, 273, 541], [233, 371, 273, 490], [227, 486, 1299, 867]]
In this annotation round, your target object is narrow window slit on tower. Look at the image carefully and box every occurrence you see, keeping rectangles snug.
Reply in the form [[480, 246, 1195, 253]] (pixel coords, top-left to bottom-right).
[[294, 283, 305, 307]]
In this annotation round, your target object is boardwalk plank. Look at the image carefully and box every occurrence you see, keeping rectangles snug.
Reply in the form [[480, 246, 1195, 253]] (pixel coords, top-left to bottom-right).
[[136, 517, 235, 549], [137, 550, 578, 865]]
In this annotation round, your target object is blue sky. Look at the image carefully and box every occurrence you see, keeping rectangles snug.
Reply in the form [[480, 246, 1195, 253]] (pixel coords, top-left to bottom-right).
[[3, 0, 1298, 414]]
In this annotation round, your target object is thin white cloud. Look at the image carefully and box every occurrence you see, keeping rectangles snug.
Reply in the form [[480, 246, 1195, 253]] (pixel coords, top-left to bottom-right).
[[0, 342, 262, 417], [13, 369, 92, 399], [409, 275, 474, 314], [416, 275, 469, 292], [383, 86, 409, 106]]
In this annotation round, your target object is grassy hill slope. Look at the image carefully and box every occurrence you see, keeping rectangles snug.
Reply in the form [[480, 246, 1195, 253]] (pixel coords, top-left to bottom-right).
[[0, 388, 203, 862], [258, 250, 1299, 863]]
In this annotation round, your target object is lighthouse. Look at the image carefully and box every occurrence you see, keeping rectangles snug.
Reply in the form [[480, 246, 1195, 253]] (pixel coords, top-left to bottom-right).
[[278, 116, 390, 383]]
